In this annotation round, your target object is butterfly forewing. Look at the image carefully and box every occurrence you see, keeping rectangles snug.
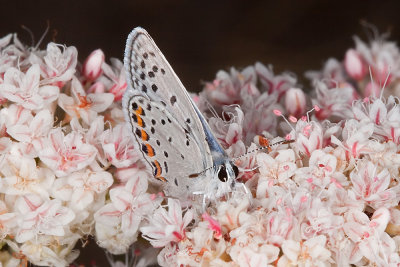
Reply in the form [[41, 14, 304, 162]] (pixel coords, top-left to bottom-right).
[[123, 27, 214, 188]]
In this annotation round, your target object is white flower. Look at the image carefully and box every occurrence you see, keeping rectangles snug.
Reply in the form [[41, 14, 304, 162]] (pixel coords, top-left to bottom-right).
[[39, 128, 97, 177], [0, 154, 54, 198], [141, 198, 194, 248], [0, 64, 59, 110], [278, 235, 332, 267], [15, 195, 75, 243], [58, 77, 114, 124]]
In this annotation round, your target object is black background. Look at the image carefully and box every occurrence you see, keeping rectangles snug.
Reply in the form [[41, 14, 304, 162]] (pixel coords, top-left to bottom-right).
[[1, 0, 400, 265], [2, 0, 400, 93]]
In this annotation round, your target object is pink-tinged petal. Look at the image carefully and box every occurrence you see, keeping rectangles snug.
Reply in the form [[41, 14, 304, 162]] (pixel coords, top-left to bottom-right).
[[281, 239, 300, 261], [94, 203, 121, 226], [38, 85, 59, 102], [110, 187, 132, 211], [15, 194, 43, 213], [51, 177, 72, 201], [87, 93, 114, 112], [30, 109, 53, 135], [6, 124, 31, 142], [121, 212, 141, 234], [369, 99, 387, 125], [370, 207, 390, 233], [125, 171, 148, 196], [71, 188, 94, 210]]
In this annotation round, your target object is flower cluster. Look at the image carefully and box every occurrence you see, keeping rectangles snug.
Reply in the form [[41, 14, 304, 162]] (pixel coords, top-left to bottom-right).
[[0, 34, 159, 266], [0, 27, 399, 267]]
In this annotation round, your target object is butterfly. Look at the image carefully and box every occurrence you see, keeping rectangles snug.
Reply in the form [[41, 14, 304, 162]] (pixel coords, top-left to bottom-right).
[[122, 27, 240, 202]]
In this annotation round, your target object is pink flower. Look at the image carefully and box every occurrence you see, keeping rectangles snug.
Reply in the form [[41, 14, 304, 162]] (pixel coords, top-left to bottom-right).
[[265, 210, 295, 247], [350, 160, 398, 209], [6, 109, 53, 157], [67, 169, 113, 210], [354, 35, 400, 86], [343, 207, 394, 265], [344, 49, 367, 81], [101, 123, 139, 168], [202, 213, 222, 239], [305, 58, 346, 88], [0, 154, 54, 197], [15, 195, 75, 243], [82, 49, 105, 81], [0, 64, 59, 110], [285, 88, 306, 117], [292, 120, 323, 157], [312, 81, 354, 120], [255, 62, 297, 99], [39, 128, 97, 177], [95, 172, 155, 235], [278, 235, 332, 266], [58, 77, 114, 124], [101, 58, 127, 101], [331, 119, 374, 160], [295, 149, 348, 190], [30, 42, 77, 87], [141, 198, 194, 247]]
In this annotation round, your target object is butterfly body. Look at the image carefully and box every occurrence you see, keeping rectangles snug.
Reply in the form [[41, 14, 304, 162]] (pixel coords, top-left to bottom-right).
[[122, 27, 237, 202]]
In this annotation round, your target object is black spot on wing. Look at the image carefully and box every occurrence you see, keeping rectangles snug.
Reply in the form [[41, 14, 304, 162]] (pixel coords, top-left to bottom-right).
[[170, 96, 177, 105]]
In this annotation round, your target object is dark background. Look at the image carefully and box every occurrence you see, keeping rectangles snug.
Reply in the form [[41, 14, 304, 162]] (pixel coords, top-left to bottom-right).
[[1, 0, 400, 266], [3, 1, 400, 93]]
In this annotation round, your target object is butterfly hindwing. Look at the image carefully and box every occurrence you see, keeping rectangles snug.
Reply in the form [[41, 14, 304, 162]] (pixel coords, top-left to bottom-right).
[[125, 94, 206, 186]]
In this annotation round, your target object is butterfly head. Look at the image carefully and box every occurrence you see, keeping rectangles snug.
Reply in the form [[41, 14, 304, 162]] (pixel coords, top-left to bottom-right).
[[217, 160, 239, 187]]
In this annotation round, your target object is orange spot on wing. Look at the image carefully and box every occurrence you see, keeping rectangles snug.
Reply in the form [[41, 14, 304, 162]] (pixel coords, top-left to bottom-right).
[[136, 106, 143, 116], [137, 115, 144, 127], [146, 144, 155, 157], [153, 160, 166, 181], [141, 130, 149, 141]]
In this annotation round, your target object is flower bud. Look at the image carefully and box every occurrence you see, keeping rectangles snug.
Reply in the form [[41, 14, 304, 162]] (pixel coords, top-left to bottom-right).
[[83, 49, 105, 81], [87, 81, 105, 94], [344, 49, 367, 81], [285, 88, 306, 117]]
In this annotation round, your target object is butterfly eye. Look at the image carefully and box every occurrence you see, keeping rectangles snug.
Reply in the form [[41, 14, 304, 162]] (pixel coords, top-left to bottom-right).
[[217, 165, 228, 182], [233, 165, 239, 177]]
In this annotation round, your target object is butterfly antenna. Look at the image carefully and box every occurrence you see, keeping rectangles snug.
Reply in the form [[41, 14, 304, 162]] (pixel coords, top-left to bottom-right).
[[233, 139, 294, 161]]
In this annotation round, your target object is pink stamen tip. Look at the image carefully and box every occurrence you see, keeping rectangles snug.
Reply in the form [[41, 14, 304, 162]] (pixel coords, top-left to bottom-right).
[[363, 97, 369, 103], [273, 109, 282, 116], [307, 178, 313, 183], [314, 105, 320, 111], [289, 115, 297, 122], [301, 116, 307, 121], [276, 198, 282, 205], [283, 165, 289, 170], [285, 134, 292, 140], [150, 194, 156, 200], [300, 196, 308, 203]]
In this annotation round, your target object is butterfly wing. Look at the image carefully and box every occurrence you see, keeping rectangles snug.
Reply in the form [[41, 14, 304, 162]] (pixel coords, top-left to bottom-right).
[[123, 27, 216, 192]]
